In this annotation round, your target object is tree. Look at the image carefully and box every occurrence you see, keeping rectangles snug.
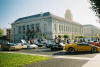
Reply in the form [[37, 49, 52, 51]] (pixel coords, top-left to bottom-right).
[[89, 0, 100, 18], [58, 35, 62, 38], [0, 28, 3, 37], [63, 34, 69, 39], [75, 36, 84, 38]]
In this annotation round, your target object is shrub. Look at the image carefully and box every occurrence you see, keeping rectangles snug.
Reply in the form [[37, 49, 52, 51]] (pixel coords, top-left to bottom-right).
[[64, 34, 69, 39], [58, 35, 62, 38]]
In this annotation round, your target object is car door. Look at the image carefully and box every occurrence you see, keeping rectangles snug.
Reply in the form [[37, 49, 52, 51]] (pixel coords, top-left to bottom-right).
[[78, 43, 91, 51], [83, 44, 91, 51], [77, 43, 85, 51]]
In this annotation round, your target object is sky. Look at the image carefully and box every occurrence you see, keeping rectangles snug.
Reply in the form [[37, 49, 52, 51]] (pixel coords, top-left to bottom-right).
[[0, 0, 100, 29]]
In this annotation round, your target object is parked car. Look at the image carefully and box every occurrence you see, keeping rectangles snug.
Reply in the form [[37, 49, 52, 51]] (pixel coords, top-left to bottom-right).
[[34, 39, 44, 47], [65, 42, 100, 53], [41, 39, 48, 44], [46, 40, 54, 48], [27, 44, 38, 49], [51, 42, 65, 51], [90, 41, 100, 47], [21, 39, 38, 49], [20, 40, 28, 49], [1, 43, 22, 51], [21, 43, 28, 49]]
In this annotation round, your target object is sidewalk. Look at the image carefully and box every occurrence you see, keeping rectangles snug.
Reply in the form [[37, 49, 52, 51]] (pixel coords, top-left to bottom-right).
[[82, 54, 100, 67]]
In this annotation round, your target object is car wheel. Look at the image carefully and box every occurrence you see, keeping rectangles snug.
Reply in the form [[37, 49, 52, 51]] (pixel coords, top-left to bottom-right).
[[68, 47, 75, 53], [91, 47, 97, 53]]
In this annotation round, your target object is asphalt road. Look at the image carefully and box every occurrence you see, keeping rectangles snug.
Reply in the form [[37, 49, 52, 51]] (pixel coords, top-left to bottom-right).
[[17, 47, 99, 67], [21, 58, 88, 67], [16, 47, 98, 58]]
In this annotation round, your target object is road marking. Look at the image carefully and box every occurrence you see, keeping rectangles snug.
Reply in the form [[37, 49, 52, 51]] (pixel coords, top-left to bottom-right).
[[82, 54, 100, 67], [1, 51, 92, 61]]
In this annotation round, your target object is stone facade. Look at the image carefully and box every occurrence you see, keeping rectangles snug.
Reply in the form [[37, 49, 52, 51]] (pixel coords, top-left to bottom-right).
[[83, 25, 100, 38], [11, 11, 84, 41]]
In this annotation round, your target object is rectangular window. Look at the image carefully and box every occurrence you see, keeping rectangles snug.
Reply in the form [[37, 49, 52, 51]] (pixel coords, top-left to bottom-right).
[[23, 26, 25, 30], [31, 24, 34, 32], [18, 26, 21, 34], [23, 26, 25, 33], [27, 25, 29, 30], [36, 23, 40, 32]]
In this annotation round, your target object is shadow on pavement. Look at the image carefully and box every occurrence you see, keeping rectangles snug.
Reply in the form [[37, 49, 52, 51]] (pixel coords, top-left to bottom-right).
[[53, 51, 97, 55]]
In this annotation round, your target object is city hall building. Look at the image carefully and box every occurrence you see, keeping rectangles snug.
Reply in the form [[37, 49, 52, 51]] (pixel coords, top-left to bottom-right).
[[11, 10, 84, 41]]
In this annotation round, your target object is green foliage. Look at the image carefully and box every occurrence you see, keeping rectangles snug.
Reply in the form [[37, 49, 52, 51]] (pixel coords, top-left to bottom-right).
[[63, 34, 69, 38], [89, 0, 100, 18], [58, 35, 62, 38], [0, 52, 50, 67], [0, 28, 3, 37], [75, 36, 84, 38]]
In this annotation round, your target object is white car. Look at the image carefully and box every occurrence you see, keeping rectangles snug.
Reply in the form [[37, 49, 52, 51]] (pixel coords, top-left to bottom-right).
[[21, 43, 28, 49], [21, 39, 38, 49], [27, 44, 38, 49], [34, 39, 44, 47], [59, 42, 65, 47], [51, 42, 65, 51], [41, 40, 48, 44], [34, 39, 39, 45]]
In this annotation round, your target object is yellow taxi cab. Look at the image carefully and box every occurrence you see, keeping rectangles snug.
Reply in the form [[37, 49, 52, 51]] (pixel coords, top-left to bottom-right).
[[65, 42, 100, 53]]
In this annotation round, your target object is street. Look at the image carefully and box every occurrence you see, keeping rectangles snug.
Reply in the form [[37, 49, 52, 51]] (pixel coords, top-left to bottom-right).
[[1, 47, 99, 67], [16, 47, 98, 58]]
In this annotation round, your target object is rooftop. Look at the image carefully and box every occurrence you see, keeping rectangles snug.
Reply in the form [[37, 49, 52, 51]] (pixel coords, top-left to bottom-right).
[[14, 12, 82, 25], [15, 12, 51, 22]]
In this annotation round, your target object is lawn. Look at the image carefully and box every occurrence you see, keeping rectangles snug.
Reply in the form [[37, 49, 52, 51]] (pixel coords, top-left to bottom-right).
[[0, 52, 50, 67]]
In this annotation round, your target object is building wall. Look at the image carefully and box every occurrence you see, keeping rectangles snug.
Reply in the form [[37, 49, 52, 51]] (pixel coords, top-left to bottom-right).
[[83, 25, 100, 38], [11, 16, 52, 41], [11, 15, 84, 41], [51, 17, 83, 39], [12, 12, 100, 42]]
